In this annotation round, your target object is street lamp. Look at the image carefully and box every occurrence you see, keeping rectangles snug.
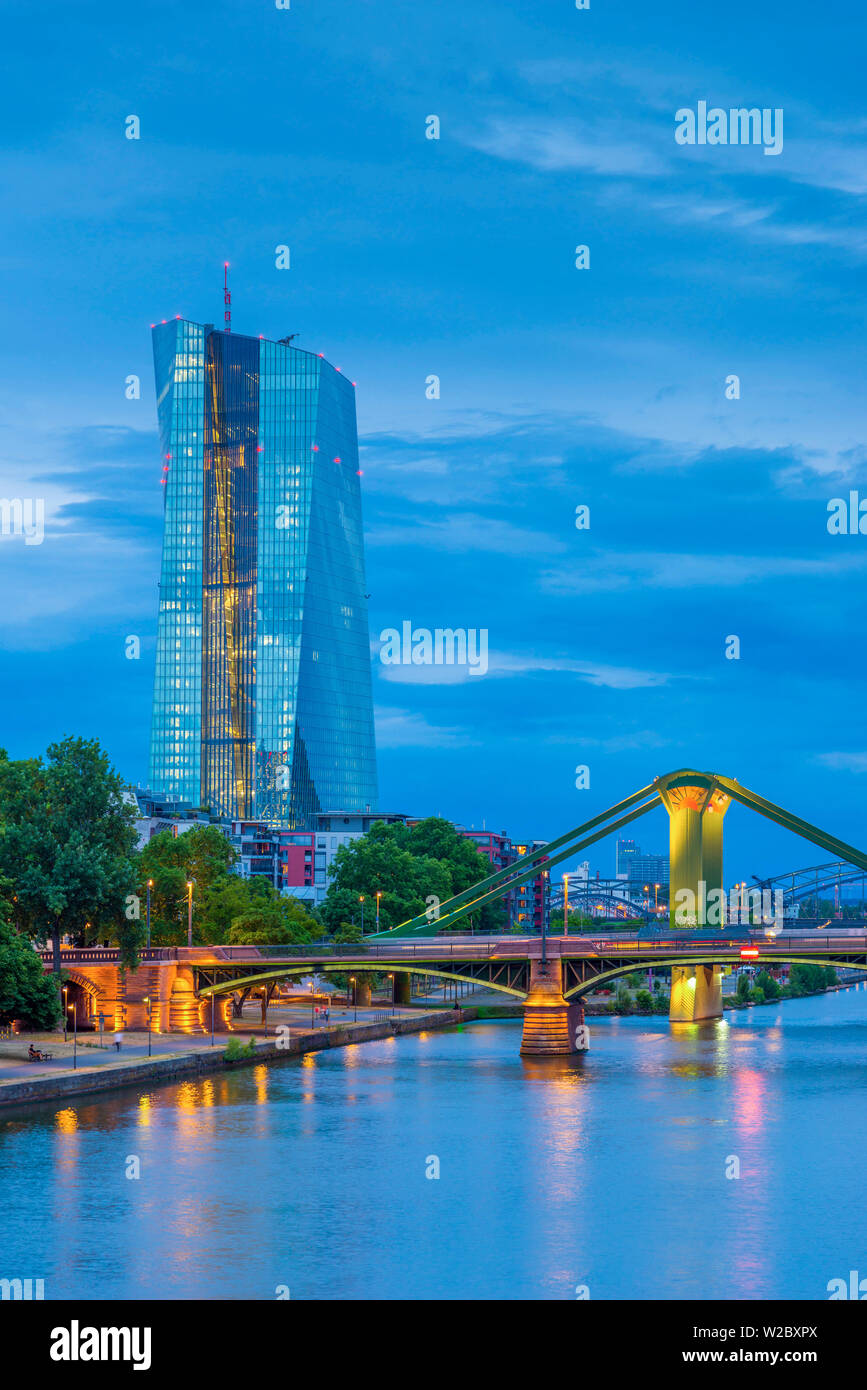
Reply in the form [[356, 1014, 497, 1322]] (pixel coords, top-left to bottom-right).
[[143, 995, 152, 1057], [311, 972, 316, 1029], [654, 883, 660, 913], [388, 972, 394, 1017], [359, 895, 365, 936], [186, 880, 194, 947], [62, 986, 68, 1043], [563, 874, 569, 937], [68, 1002, 77, 1069], [349, 975, 357, 1022], [146, 879, 153, 951], [376, 891, 382, 932]]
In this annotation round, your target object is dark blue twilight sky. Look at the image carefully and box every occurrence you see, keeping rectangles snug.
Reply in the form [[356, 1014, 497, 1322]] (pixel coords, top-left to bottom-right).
[[1, 0, 866, 880]]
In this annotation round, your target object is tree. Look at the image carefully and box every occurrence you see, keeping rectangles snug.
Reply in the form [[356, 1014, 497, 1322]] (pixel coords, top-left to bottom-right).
[[755, 970, 781, 1000], [319, 822, 452, 935], [135, 825, 239, 945], [319, 818, 508, 935], [227, 894, 319, 945], [0, 738, 138, 974], [0, 919, 62, 1029], [736, 970, 751, 1002]]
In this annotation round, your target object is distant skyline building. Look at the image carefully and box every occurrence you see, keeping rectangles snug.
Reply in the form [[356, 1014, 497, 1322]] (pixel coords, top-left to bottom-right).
[[148, 316, 378, 826], [627, 854, 670, 889], [616, 837, 640, 878]]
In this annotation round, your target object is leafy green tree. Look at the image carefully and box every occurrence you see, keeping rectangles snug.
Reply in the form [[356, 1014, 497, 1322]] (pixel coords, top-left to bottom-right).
[[0, 738, 138, 974], [635, 988, 653, 1012], [755, 970, 781, 1000], [736, 970, 751, 1002], [320, 822, 452, 934], [320, 818, 511, 935], [136, 825, 239, 945], [0, 918, 63, 1029], [227, 894, 319, 945]]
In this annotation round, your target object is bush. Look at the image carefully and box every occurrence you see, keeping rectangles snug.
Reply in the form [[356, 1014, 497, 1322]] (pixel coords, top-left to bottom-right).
[[653, 994, 669, 1013], [749, 986, 765, 1004], [224, 1036, 257, 1062], [615, 985, 632, 1014], [635, 989, 653, 1012]]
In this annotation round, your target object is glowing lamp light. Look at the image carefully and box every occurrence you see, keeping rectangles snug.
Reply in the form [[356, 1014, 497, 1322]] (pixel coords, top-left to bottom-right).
[[333, 457, 341, 463], [356, 470, 363, 476], [317, 353, 324, 358], [312, 445, 319, 452], [150, 323, 155, 329], [257, 445, 264, 452], [740, 947, 760, 958]]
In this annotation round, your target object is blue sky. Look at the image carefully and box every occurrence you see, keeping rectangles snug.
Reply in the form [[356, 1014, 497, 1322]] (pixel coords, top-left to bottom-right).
[[2, 0, 867, 881]]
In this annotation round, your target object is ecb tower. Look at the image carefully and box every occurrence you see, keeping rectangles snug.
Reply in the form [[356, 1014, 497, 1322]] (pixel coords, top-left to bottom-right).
[[148, 316, 378, 826]]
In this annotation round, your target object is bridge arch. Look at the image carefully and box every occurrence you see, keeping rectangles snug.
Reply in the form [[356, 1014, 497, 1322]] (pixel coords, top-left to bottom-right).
[[562, 954, 867, 1001], [197, 961, 527, 1002]]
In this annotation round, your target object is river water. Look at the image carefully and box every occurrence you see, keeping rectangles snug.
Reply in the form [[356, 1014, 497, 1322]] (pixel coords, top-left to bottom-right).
[[3, 985, 867, 1301]]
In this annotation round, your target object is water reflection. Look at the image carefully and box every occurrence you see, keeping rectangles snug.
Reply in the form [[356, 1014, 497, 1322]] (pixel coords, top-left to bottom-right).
[[2, 989, 867, 1300]]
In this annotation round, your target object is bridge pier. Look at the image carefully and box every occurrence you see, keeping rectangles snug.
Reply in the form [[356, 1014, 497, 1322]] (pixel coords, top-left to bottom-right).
[[353, 976, 372, 1008], [393, 973, 412, 1006], [520, 959, 585, 1056], [669, 965, 723, 1022]]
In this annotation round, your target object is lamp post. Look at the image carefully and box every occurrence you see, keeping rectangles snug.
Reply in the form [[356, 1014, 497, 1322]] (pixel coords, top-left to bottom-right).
[[349, 976, 357, 1022], [359, 895, 365, 936], [186, 880, 194, 947], [376, 891, 382, 932], [311, 973, 316, 1029], [388, 973, 394, 1017], [62, 986, 68, 1043], [146, 879, 153, 951], [563, 874, 569, 937], [143, 995, 152, 1057], [69, 1003, 77, 1069], [654, 883, 660, 914]]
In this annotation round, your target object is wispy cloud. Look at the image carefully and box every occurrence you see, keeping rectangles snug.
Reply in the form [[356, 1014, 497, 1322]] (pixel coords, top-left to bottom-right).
[[374, 705, 476, 748]]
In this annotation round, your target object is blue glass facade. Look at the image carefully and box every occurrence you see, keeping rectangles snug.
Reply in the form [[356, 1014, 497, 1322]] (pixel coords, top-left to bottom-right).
[[149, 321, 378, 826]]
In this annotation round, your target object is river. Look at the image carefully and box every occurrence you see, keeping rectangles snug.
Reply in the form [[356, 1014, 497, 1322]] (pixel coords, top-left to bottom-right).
[[3, 985, 867, 1300]]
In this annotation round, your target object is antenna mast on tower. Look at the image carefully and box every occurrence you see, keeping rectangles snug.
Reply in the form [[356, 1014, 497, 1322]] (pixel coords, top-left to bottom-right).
[[223, 262, 232, 333]]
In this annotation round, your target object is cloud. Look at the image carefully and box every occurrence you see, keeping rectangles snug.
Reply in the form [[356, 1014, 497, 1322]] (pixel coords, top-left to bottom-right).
[[374, 705, 476, 748], [540, 550, 867, 595], [814, 752, 867, 774], [375, 645, 678, 690], [366, 512, 563, 557]]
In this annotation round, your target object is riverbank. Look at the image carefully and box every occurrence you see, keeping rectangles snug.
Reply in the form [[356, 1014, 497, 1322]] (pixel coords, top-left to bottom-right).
[[0, 1002, 521, 1110]]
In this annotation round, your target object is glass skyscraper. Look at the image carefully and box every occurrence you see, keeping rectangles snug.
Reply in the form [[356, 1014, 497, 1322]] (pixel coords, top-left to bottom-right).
[[148, 318, 378, 827]]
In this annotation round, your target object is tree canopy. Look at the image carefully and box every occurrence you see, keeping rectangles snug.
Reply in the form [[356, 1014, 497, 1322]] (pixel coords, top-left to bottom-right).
[[0, 737, 139, 972], [319, 817, 507, 935]]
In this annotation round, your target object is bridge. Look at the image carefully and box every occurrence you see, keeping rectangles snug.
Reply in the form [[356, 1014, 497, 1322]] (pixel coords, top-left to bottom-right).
[[43, 767, 867, 1055], [42, 928, 867, 1056]]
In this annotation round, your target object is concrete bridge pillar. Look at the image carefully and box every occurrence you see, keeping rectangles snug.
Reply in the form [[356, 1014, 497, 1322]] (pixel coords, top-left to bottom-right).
[[393, 973, 412, 1006], [352, 976, 372, 1008], [520, 959, 585, 1055], [669, 964, 723, 1022]]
